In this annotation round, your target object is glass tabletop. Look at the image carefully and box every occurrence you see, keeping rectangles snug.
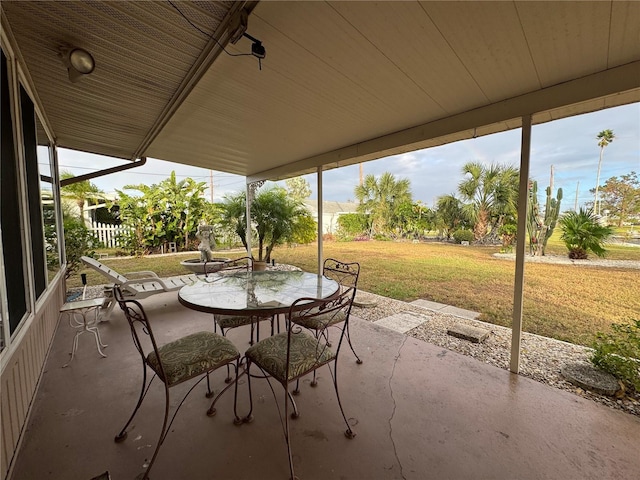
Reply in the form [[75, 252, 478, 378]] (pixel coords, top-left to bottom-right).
[[178, 270, 340, 315]]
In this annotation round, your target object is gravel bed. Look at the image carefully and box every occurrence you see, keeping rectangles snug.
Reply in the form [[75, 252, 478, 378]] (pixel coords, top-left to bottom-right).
[[492, 253, 640, 269], [352, 291, 640, 417], [69, 285, 639, 417]]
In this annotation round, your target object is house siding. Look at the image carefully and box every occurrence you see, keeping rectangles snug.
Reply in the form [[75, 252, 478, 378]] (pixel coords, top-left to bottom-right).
[[0, 279, 64, 480]]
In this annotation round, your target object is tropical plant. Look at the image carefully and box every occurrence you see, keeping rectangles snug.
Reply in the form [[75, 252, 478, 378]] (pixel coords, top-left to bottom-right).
[[452, 229, 474, 244], [527, 180, 562, 256], [597, 171, 640, 227], [458, 162, 519, 243], [285, 176, 312, 201], [335, 213, 369, 240], [354, 172, 412, 237], [559, 208, 614, 259], [221, 187, 316, 262], [62, 217, 100, 278], [435, 194, 468, 240], [593, 129, 615, 215], [60, 171, 106, 219], [591, 319, 640, 391], [116, 171, 209, 253], [394, 201, 435, 239]]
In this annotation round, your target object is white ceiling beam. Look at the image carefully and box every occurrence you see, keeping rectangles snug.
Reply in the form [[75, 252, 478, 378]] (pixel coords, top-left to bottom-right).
[[247, 61, 640, 184]]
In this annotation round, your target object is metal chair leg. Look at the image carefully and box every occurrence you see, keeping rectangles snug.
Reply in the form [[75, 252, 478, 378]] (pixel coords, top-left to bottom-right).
[[242, 359, 255, 424], [329, 362, 356, 439], [345, 322, 363, 364], [140, 385, 171, 480], [284, 386, 297, 480], [115, 362, 150, 442]]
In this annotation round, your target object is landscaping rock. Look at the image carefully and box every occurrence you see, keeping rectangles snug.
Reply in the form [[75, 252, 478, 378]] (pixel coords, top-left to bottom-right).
[[561, 362, 621, 396], [353, 292, 379, 308], [447, 323, 489, 343]]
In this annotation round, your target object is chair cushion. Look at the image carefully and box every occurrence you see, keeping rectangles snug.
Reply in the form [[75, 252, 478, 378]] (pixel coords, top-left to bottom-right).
[[147, 332, 239, 386], [216, 314, 254, 329], [215, 314, 272, 330], [292, 310, 346, 331], [245, 331, 335, 383]]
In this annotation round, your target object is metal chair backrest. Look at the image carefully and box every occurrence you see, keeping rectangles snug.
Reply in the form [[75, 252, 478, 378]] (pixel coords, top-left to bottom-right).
[[285, 286, 356, 378], [113, 286, 168, 383], [322, 258, 360, 290], [222, 256, 252, 272]]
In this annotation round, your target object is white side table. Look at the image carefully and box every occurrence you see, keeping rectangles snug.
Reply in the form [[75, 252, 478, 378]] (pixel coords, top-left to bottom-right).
[[60, 297, 108, 367]]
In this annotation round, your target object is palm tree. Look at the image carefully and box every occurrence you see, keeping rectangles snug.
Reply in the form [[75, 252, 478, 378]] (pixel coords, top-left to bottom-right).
[[221, 187, 315, 262], [60, 171, 105, 220], [354, 172, 412, 237], [594, 129, 615, 215], [435, 194, 467, 239], [458, 162, 518, 242], [559, 208, 613, 259]]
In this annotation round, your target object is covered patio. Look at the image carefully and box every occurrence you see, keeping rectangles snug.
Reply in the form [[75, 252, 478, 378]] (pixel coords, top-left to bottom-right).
[[1, 2, 639, 479], [11, 292, 640, 480]]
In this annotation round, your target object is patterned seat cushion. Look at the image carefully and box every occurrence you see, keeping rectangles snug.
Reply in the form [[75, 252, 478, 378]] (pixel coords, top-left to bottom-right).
[[216, 314, 273, 330], [246, 331, 335, 383], [147, 331, 239, 386], [215, 314, 253, 329], [292, 310, 346, 331]]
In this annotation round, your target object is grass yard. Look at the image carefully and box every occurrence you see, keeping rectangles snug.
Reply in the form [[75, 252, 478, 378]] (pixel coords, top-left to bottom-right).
[[73, 240, 639, 347]]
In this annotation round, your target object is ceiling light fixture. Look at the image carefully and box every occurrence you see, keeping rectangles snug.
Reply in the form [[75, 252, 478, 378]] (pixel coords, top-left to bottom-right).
[[60, 47, 95, 83]]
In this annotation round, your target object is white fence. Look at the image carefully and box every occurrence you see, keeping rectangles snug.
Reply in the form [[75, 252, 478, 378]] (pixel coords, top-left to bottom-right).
[[90, 222, 129, 248]]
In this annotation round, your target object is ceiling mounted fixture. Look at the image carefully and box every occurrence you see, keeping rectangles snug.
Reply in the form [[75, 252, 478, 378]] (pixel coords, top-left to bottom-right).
[[244, 33, 266, 60], [60, 47, 95, 83], [229, 9, 248, 44]]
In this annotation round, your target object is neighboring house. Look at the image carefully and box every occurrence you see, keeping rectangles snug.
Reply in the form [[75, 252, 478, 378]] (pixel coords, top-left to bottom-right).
[[303, 200, 358, 234]]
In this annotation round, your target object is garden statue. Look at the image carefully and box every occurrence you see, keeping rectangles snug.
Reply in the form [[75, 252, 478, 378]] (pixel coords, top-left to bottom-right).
[[197, 224, 216, 262]]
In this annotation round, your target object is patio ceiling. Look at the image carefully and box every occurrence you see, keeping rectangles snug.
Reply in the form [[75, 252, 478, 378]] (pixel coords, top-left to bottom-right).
[[2, 1, 639, 181]]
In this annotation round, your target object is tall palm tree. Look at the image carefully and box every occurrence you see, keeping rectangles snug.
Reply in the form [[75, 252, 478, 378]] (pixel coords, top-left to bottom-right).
[[594, 129, 615, 215], [354, 172, 412, 237]]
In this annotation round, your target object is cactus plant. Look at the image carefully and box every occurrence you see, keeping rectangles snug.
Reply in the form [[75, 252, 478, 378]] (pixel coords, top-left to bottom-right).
[[527, 181, 563, 256]]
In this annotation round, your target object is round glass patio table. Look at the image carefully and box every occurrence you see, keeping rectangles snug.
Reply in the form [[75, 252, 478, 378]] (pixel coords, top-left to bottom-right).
[[178, 270, 340, 316]]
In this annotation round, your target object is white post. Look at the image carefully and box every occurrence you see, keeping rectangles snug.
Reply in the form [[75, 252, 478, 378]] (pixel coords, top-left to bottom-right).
[[245, 182, 252, 263], [510, 114, 532, 374], [317, 167, 324, 275]]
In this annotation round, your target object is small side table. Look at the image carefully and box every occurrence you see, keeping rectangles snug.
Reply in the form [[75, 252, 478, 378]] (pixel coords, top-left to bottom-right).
[[60, 297, 108, 367]]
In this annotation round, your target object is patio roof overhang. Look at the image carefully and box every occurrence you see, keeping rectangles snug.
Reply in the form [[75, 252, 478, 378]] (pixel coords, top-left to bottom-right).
[[2, 1, 639, 182]]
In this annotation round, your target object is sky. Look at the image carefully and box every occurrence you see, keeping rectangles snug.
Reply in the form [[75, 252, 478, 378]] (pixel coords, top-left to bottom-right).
[[56, 102, 640, 210]]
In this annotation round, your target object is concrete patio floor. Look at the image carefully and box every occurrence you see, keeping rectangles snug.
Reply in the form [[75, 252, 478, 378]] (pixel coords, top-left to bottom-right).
[[9, 292, 640, 480]]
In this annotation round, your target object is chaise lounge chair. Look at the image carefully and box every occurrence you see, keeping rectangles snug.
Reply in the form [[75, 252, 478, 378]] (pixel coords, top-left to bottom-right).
[[80, 256, 199, 319]]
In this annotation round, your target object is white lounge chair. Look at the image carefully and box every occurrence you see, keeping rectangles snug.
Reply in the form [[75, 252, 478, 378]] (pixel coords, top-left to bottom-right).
[[80, 256, 199, 319]]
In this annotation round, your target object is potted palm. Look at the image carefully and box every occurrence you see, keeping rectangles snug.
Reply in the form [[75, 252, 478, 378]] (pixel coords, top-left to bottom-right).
[[221, 187, 315, 269]]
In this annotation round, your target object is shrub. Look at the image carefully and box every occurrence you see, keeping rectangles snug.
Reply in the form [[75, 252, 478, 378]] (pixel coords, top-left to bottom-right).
[[591, 319, 640, 392], [336, 213, 369, 239], [452, 229, 474, 244], [559, 208, 613, 259], [63, 217, 100, 278], [499, 223, 517, 248]]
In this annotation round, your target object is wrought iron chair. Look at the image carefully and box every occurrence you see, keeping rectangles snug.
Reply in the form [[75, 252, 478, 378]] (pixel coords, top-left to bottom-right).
[[112, 286, 241, 480], [291, 259, 362, 393], [213, 256, 277, 345], [243, 287, 357, 480]]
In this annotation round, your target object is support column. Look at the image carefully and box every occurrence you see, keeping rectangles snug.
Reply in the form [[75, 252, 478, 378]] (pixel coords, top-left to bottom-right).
[[510, 115, 532, 374], [246, 181, 264, 265], [317, 167, 323, 275]]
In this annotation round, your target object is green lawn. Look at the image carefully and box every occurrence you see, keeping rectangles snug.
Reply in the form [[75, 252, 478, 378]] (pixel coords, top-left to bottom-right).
[[72, 239, 639, 347]]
